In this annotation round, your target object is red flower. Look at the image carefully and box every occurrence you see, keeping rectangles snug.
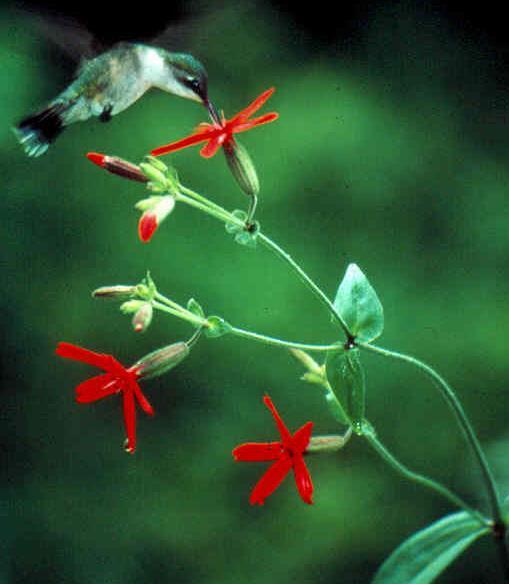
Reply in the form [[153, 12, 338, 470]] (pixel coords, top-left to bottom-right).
[[151, 88, 279, 159], [55, 342, 154, 454], [233, 396, 314, 505]]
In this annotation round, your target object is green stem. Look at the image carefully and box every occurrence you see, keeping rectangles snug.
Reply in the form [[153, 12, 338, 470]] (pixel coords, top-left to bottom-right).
[[246, 193, 258, 226], [152, 300, 205, 328], [363, 422, 488, 525], [359, 342, 503, 524], [154, 291, 342, 353], [176, 187, 351, 339], [257, 232, 351, 339], [230, 325, 342, 352], [180, 185, 234, 219], [153, 291, 207, 325], [186, 326, 203, 348], [154, 291, 187, 314], [177, 192, 244, 227]]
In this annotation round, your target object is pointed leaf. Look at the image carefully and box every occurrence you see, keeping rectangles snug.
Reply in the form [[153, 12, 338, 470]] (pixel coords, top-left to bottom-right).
[[187, 298, 205, 319], [325, 349, 365, 432], [372, 512, 489, 584], [204, 316, 233, 338], [334, 264, 384, 342]]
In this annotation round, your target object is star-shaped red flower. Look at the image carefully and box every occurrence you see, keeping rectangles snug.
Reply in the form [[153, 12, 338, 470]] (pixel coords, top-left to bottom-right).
[[151, 88, 278, 159], [233, 395, 314, 505], [56, 342, 154, 453]]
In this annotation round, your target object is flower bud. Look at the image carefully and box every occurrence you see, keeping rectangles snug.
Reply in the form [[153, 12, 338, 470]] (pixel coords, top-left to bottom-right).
[[132, 302, 153, 333], [289, 349, 323, 376], [137, 196, 176, 243], [144, 155, 168, 173], [86, 152, 148, 183], [139, 162, 167, 186], [223, 140, 259, 196], [305, 430, 352, 454], [134, 342, 190, 380], [289, 348, 327, 387], [120, 299, 146, 314], [92, 285, 137, 300]]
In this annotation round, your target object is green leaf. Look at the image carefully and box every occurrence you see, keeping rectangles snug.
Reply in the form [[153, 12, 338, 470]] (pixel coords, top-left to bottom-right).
[[204, 316, 233, 338], [234, 229, 258, 248], [325, 349, 365, 432], [187, 298, 205, 319], [372, 512, 489, 584], [225, 210, 247, 234], [334, 263, 384, 342]]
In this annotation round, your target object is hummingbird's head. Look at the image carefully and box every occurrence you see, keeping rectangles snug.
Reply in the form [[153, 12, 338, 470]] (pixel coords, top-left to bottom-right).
[[168, 53, 210, 106]]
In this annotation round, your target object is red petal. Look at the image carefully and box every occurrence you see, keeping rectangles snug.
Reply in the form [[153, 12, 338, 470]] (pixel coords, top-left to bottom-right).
[[292, 455, 314, 504], [232, 113, 279, 134], [138, 213, 158, 243], [151, 129, 217, 157], [123, 387, 137, 454], [249, 453, 293, 505], [199, 134, 228, 158], [263, 395, 292, 443], [75, 373, 120, 403], [86, 152, 106, 167], [230, 88, 276, 125], [56, 342, 116, 371], [132, 382, 154, 416], [232, 442, 283, 462], [291, 421, 314, 454]]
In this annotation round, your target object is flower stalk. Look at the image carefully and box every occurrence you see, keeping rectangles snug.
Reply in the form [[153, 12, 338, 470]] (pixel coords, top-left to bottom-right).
[[358, 342, 503, 524]]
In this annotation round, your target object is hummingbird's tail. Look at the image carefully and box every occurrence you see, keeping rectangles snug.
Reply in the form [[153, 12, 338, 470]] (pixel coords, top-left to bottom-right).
[[14, 102, 67, 157]]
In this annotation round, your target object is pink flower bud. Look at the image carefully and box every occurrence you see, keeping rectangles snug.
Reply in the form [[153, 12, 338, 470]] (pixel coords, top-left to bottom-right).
[[306, 430, 352, 454], [138, 196, 175, 243], [133, 342, 190, 380], [132, 302, 153, 333], [86, 152, 148, 183], [92, 285, 137, 300]]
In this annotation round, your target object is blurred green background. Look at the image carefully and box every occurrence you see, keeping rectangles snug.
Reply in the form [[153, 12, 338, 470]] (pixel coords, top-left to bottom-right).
[[2, 1, 509, 582]]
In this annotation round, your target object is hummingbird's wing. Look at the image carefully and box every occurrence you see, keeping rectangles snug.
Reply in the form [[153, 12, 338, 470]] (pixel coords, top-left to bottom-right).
[[15, 7, 106, 66], [150, 4, 241, 53]]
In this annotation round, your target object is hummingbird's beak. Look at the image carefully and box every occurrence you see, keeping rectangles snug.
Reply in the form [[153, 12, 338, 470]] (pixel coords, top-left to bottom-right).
[[205, 99, 221, 125]]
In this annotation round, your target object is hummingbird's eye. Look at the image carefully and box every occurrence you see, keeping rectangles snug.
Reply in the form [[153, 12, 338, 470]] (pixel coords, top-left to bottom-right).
[[182, 75, 207, 101]]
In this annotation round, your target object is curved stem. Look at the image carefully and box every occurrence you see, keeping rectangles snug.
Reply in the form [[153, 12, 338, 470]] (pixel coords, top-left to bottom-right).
[[230, 325, 342, 352], [176, 187, 351, 339], [154, 292, 342, 353], [363, 421, 488, 525], [359, 342, 503, 524], [186, 327, 203, 348], [257, 232, 351, 339], [246, 193, 258, 226]]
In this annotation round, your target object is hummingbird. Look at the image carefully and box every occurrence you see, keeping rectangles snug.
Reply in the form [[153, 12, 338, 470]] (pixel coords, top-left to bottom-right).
[[14, 42, 218, 157]]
